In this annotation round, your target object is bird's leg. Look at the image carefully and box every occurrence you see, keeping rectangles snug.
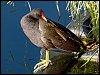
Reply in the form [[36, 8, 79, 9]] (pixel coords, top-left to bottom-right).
[[33, 49, 51, 73], [44, 50, 50, 69]]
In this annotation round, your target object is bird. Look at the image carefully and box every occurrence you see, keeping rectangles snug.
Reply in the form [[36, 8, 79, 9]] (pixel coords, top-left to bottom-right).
[[20, 8, 86, 73]]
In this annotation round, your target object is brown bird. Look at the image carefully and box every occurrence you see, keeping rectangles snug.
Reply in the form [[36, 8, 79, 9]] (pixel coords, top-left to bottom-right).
[[20, 8, 86, 73]]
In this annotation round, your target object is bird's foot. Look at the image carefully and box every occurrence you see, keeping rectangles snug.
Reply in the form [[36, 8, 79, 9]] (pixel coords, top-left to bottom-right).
[[33, 59, 52, 73]]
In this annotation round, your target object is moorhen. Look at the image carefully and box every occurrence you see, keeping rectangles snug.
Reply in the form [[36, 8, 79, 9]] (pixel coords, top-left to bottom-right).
[[20, 8, 86, 73]]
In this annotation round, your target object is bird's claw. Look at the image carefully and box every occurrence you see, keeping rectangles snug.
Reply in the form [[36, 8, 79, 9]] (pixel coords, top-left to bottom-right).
[[33, 59, 52, 73]]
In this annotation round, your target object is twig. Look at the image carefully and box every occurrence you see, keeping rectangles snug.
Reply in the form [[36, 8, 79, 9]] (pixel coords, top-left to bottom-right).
[[7, 1, 14, 6], [55, 1, 60, 21], [80, 46, 99, 68], [27, 1, 32, 12]]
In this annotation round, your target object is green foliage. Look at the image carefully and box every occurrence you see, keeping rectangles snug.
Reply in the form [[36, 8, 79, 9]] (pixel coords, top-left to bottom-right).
[[70, 60, 99, 74], [66, 1, 99, 74], [66, 1, 99, 42], [84, 1, 99, 42]]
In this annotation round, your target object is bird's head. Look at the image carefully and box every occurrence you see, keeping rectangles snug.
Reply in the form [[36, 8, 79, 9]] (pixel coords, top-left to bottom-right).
[[31, 8, 47, 22]]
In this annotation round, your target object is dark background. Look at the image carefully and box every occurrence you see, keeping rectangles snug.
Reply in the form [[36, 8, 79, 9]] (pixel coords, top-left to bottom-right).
[[1, 1, 71, 74]]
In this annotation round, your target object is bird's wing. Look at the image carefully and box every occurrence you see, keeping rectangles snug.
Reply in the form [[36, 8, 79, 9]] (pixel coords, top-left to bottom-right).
[[47, 18, 86, 50], [47, 18, 73, 38], [47, 19, 76, 42], [55, 27, 68, 41]]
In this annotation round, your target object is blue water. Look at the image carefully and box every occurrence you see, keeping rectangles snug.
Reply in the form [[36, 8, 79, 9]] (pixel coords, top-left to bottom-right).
[[1, 1, 71, 74]]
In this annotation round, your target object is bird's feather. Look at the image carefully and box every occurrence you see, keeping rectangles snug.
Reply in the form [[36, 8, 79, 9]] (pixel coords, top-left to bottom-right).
[[47, 18, 86, 50]]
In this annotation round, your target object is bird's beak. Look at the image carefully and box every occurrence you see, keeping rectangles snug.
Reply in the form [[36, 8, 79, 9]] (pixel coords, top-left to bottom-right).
[[42, 12, 47, 22]]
